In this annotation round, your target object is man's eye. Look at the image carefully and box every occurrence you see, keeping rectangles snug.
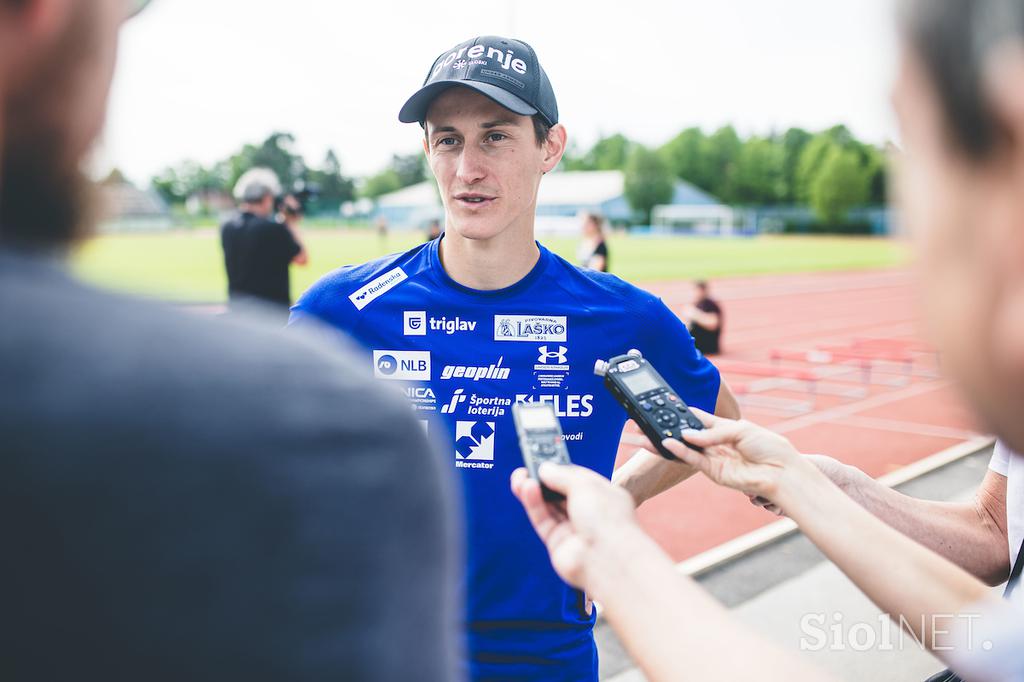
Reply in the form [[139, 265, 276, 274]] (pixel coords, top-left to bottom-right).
[[486, 133, 507, 142], [437, 137, 458, 146]]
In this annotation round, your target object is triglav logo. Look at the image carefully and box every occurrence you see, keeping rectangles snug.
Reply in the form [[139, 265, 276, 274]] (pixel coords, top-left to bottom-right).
[[373, 350, 431, 381], [404, 311, 426, 336], [404, 312, 478, 336], [494, 315, 567, 342], [349, 267, 407, 310], [455, 421, 496, 469], [441, 389, 511, 417], [440, 357, 511, 381], [433, 43, 528, 79]]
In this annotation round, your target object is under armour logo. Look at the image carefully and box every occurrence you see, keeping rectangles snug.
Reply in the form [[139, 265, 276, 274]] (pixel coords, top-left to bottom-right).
[[538, 345, 568, 365]]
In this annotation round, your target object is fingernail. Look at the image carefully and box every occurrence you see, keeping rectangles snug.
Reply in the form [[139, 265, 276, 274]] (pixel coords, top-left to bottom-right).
[[680, 429, 699, 437]]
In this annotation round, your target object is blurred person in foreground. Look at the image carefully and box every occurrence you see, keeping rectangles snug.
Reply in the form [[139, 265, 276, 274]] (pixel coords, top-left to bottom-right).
[[514, 1, 1024, 680], [577, 211, 609, 272], [684, 279, 723, 356], [221, 168, 308, 320], [0, 1, 457, 680]]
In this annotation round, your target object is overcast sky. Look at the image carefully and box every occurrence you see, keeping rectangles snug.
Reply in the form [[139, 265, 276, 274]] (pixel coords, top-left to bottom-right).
[[96, 0, 901, 185]]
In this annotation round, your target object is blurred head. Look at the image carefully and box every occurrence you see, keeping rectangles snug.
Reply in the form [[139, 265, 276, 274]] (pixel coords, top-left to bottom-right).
[[0, 0, 135, 249], [694, 280, 709, 298], [894, 0, 1024, 448], [233, 168, 281, 218], [581, 212, 605, 240]]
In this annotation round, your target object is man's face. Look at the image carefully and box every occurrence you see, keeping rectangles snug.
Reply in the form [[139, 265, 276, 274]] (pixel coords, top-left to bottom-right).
[[892, 46, 1024, 445], [1, 0, 126, 246], [423, 87, 558, 244]]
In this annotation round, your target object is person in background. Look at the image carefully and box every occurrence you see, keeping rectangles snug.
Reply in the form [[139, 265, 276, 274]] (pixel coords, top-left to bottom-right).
[[577, 211, 609, 272], [426, 218, 442, 241], [0, 1, 458, 679], [221, 168, 308, 320], [685, 279, 723, 355]]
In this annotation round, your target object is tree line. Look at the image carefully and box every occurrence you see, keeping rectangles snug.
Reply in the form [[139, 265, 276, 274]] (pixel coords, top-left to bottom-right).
[[564, 124, 887, 225], [148, 124, 887, 227]]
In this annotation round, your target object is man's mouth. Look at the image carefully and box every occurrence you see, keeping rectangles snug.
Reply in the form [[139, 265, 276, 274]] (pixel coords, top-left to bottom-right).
[[454, 193, 497, 207]]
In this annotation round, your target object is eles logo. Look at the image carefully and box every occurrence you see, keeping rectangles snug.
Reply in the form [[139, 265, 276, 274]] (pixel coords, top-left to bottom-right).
[[372, 350, 431, 381]]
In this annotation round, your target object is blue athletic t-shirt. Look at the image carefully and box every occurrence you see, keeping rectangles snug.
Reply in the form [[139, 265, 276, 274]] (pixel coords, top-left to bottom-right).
[[289, 238, 720, 681]]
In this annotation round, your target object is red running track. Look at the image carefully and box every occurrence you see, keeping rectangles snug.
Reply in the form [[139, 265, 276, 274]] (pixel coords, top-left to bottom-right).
[[617, 269, 983, 563]]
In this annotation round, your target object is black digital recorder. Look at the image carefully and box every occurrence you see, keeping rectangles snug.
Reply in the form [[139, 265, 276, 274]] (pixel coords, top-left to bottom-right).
[[594, 349, 705, 460], [512, 401, 572, 502]]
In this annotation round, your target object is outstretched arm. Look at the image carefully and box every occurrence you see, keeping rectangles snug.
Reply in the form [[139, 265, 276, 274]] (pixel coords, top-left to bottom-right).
[[512, 465, 832, 682], [613, 378, 740, 507]]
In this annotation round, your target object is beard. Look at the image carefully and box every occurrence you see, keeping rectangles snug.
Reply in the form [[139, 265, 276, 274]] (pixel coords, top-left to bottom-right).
[[0, 3, 98, 251]]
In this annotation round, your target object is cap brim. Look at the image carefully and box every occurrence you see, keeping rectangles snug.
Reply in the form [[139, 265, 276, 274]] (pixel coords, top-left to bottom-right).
[[398, 80, 538, 124]]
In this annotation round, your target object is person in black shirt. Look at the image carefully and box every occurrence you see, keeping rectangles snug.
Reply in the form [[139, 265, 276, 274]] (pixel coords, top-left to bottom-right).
[[221, 168, 308, 316], [577, 211, 610, 272], [686, 280, 723, 355]]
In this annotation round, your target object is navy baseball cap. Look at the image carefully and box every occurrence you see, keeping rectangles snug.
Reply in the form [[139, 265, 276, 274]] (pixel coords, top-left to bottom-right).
[[399, 36, 558, 127]]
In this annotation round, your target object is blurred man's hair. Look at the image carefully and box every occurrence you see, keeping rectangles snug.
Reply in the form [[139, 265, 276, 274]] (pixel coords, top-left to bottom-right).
[[900, 0, 1024, 159], [233, 167, 282, 204]]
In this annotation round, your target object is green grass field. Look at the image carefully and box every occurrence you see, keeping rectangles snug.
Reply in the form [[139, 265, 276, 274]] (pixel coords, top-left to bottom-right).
[[72, 228, 909, 303]]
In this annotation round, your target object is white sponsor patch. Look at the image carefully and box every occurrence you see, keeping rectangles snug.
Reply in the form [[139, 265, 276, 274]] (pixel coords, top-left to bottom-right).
[[494, 315, 568, 342], [373, 350, 431, 381], [349, 267, 408, 310], [404, 310, 427, 335]]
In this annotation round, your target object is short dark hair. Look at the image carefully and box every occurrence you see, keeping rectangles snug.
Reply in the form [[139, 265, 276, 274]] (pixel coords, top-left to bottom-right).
[[531, 115, 552, 147], [899, 0, 1024, 159]]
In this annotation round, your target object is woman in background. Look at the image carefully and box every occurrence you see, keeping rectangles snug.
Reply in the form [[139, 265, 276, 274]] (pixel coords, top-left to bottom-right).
[[577, 212, 609, 272]]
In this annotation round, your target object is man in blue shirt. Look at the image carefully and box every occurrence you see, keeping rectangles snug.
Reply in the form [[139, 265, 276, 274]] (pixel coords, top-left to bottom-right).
[[291, 35, 739, 681]]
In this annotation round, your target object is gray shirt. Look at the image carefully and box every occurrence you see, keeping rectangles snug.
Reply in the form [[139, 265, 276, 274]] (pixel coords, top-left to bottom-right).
[[0, 249, 459, 681]]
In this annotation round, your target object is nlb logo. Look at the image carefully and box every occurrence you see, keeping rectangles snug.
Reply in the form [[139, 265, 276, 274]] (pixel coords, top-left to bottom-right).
[[455, 420, 496, 469], [440, 357, 510, 381], [494, 315, 567, 342], [373, 350, 431, 381], [515, 394, 594, 418], [433, 43, 528, 79], [349, 267, 408, 310]]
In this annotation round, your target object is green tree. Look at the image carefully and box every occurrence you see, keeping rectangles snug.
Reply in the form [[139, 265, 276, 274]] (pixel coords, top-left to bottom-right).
[[226, 132, 306, 192], [809, 146, 870, 225], [701, 125, 742, 202], [389, 153, 427, 187], [582, 133, 634, 171], [623, 145, 674, 224], [659, 127, 708, 189], [307, 149, 355, 211], [780, 127, 812, 202], [151, 160, 229, 205], [361, 169, 403, 199], [731, 136, 786, 204]]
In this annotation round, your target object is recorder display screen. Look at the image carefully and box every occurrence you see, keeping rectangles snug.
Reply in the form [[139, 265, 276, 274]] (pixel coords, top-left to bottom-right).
[[621, 366, 661, 395]]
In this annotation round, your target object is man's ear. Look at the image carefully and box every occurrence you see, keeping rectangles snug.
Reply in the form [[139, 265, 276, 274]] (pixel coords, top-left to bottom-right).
[[541, 123, 568, 174]]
